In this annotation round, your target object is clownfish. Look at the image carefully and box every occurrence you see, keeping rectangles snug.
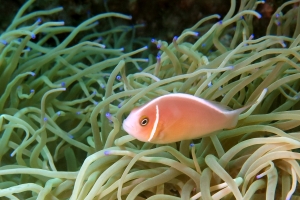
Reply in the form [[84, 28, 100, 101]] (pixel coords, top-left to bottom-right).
[[122, 93, 250, 144]]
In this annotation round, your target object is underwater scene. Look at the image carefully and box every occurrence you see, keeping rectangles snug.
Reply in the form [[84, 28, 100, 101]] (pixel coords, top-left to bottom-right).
[[0, 0, 300, 199]]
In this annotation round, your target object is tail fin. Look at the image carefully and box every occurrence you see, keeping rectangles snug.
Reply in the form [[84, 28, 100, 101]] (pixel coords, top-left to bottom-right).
[[238, 88, 268, 120], [226, 88, 268, 128], [226, 104, 252, 129]]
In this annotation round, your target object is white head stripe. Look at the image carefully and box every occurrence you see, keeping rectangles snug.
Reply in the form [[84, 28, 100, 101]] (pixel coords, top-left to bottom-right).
[[148, 105, 159, 142]]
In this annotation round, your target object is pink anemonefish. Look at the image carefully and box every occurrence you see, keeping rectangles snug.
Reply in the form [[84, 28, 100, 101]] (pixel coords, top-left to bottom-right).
[[122, 93, 250, 144]]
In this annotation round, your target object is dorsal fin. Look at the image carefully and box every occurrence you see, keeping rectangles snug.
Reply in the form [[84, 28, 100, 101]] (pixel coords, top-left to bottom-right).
[[206, 99, 233, 112]]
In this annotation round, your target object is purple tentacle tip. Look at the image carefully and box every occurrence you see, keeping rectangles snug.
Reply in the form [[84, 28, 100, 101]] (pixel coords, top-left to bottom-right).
[[218, 20, 223, 25], [256, 174, 262, 179], [43, 117, 48, 122], [106, 112, 111, 118], [29, 72, 35, 76], [76, 111, 81, 115], [277, 21, 281, 26], [104, 150, 110, 155], [57, 111, 61, 116], [190, 143, 195, 147], [116, 75, 121, 81], [30, 33, 36, 39], [257, 13, 262, 19], [36, 18, 42, 24], [0, 39, 7, 45], [151, 38, 156, 43], [106, 112, 113, 122], [173, 36, 178, 42], [30, 89, 35, 93], [61, 82, 66, 87]]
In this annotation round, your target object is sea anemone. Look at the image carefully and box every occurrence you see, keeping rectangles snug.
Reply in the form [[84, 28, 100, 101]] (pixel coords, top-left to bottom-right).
[[0, 0, 300, 199]]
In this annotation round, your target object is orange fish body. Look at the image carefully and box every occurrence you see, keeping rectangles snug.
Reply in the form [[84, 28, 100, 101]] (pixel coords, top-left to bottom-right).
[[122, 93, 246, 144]]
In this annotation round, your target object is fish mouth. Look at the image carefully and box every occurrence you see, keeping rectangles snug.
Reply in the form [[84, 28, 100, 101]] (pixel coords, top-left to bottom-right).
[[122, 120, 146, 142], [122, 120, 131, 133]]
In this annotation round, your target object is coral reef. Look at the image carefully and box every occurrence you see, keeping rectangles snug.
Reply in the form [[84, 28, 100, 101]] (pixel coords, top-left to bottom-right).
[[0, 0, 300, 199]]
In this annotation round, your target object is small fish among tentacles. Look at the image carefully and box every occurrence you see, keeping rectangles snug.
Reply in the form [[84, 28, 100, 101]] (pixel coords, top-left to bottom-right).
[[122, 93, 254, 144]]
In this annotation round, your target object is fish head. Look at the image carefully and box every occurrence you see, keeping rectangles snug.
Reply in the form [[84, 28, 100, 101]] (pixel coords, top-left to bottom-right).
[[122, 103, 158, 142]]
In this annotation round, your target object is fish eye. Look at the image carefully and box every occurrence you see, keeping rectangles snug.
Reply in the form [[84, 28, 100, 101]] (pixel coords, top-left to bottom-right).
[[140, 117, 149, 126]]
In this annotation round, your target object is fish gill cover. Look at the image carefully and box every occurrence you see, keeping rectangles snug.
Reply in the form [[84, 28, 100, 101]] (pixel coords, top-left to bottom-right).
[[0, 0, 300, 199]]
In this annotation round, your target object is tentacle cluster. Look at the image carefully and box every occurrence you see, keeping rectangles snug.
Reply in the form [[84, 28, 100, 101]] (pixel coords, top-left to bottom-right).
[[1, 0, 300, 199]]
